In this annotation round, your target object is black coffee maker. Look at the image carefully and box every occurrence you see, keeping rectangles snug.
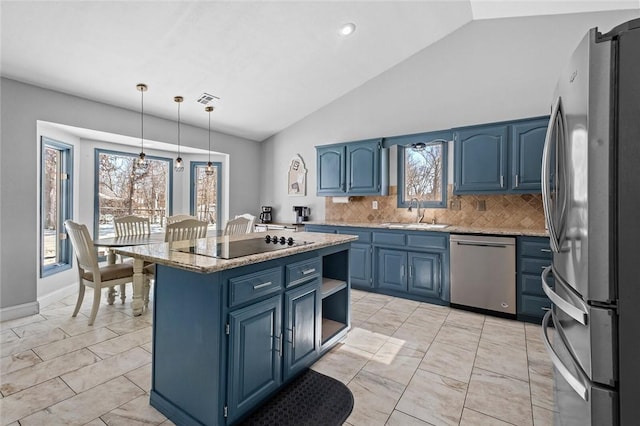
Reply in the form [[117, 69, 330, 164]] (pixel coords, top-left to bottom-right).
[[293, 206, 310, 224], [259, 206, 272, 223]]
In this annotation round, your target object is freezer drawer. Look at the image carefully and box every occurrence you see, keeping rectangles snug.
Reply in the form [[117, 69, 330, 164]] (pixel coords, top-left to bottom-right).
[[542, 311, 617, 426], [450, 234, 516, 314]]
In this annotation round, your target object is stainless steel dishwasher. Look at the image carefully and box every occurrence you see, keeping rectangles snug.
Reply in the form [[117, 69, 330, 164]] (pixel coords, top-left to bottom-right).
[[450, 234, 516, 314]]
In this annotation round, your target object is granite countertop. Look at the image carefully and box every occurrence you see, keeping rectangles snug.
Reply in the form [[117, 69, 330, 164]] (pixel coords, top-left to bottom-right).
[[304, 221, 549, 238], [112, 231, 357, 274]]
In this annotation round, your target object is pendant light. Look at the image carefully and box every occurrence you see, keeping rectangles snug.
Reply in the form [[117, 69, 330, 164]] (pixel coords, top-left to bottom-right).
[[205, 106, 215, 176], [174, 96, 184, 172], [136, 83, 148, 171]]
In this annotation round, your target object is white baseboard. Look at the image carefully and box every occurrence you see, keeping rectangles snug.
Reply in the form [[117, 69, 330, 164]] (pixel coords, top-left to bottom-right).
[[38, 283, 77, 309], [0, 301, 40, 322]]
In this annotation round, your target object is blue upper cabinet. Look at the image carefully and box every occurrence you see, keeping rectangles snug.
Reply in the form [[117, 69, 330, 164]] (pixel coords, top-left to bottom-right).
[[316, 138, 388, 196], [511, 118, 549, 192], [454, 124, 509, 193], [454, 116, 549, 195]]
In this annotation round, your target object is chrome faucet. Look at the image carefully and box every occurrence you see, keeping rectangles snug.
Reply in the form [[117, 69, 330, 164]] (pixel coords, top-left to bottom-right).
[[408, 197, 423, 223]]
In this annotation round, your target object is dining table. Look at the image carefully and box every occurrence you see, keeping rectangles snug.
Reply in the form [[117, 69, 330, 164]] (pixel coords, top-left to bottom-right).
[[93, 234, 165, 316]]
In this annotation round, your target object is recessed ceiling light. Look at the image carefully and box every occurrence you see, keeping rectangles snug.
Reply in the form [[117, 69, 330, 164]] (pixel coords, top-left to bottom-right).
[[340, 23, 356, 36]]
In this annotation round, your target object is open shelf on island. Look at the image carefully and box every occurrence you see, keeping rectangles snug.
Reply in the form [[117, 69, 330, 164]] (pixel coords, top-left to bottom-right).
[[322, 318, 347, 343], [322, 277, 347, 298]]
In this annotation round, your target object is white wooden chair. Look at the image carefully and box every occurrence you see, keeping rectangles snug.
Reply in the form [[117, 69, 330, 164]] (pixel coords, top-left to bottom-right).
[[165, 219, 209, 242], [113, 215, 151, 302], [234, 213, 256, 233], [224, 216, 252, 236], [64, 220, 134, 326], [166, 214, 198, 225]]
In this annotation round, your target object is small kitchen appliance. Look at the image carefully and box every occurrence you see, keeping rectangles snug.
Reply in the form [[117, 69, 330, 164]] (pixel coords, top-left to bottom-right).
[[259, 206, 272, 223], [293, 206, 310, 224]]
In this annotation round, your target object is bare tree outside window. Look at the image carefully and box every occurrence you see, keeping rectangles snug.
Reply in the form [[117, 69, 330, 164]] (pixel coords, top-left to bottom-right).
[[404, 142, 444, 203], [194, 164, 219, 228], [43, 147, 60, 266], [97, 151, 169, 238]]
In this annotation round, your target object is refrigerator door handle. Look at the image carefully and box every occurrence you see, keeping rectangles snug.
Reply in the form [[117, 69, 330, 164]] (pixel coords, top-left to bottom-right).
[[542, 310, 589, 401], [542, 266, 588, 325], [542, 97, 563, 253]]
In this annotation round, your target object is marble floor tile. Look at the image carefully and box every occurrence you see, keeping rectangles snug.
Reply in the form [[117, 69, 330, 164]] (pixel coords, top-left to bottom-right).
[[444, 309, 485, 331], [0, 328, 68, 358], [350, 289, 368, 302], [1, 348, 99, 396], [385, 410, 433, 426], [343, 327, 389, 354], [465, 368, 533, 426], [58, 312, 134, 337], [105, 316, 153, 336], [0, 350, 41, 376], [404, 306, 448, 327], [383, 297, 420, 314], [33, 327, 118, 360], [432, 323, 480, 352], [533, 403, 554, 426], [419, 341, 476, 383], [61, 347, 152, 393], [100, 394, 166, 425], [529, 370, 555, 412], [459, 407, 513, 426], [481, 319, 526, 348], [19, 376, 145, 425], [351, 299, 386, 316], [396, 369, 467, 426], [125, 363, 152, 393], [474, 339, 529, 381], [346, 369, 405, 426], [0, 315, 47, 332], [360, 292, 394, 305], [85, 418, 108, 425], [140, 341, 153, 354], [389, 321, 437, 353], [88, 327, 152, 359], [0, 377, 75, 425], [361, 308, 408, 335], [351, 308, 374, 326], [0, 329, 19, 345], [362, 341, 423, 386], [311, 343, 372, 384]]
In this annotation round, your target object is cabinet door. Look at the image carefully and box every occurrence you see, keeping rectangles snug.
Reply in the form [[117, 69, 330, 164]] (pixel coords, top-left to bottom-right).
[[377, 249, 407, 292], [346, 140, 380, 194], [511, 118, 548, 192], [408, 252, 441, 299], [454, 124, 509, 193], [349, 243, 372, 289], [284, 281, 320, 380], [317, 145, 345, 195], [227, 295, 282, 423]]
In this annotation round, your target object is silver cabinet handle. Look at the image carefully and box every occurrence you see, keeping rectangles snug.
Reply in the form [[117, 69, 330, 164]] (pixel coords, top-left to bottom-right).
[[514, 174, 519, 188], [278, 332, 283, 357], [302, 268, 316, 275], [541, 266, 587, 325], [541, 310, 588, 401], [292, 326, 295, 349], [408, 265, 412, 278], [500, 175, 504, 188], [400, 265, 405, 278], [253, 281, 272, 290], [540, 248, 552, 253]]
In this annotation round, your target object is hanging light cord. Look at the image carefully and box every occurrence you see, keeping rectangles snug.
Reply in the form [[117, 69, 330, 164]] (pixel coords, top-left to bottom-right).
[[177, 101, 181, 157], [140, 88, 144, 154], [208, 109, 211, 163]]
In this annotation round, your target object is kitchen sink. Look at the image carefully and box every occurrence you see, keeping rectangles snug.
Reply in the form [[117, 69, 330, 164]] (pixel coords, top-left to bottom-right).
[[383, 223, 449, 230]]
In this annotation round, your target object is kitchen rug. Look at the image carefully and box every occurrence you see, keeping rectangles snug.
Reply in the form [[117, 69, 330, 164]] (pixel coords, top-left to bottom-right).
[[238, 369, 354, 426]]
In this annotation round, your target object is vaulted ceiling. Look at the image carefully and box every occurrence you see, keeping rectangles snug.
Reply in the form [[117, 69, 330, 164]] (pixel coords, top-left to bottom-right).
[[1, 1, 638, 141]]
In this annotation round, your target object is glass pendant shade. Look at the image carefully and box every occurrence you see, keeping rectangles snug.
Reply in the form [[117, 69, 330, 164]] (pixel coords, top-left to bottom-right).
[[174, 96, 184, 172]]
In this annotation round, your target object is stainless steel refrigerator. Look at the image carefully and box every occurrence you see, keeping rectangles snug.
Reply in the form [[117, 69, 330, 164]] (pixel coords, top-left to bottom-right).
[[541, 18, 640, 425]]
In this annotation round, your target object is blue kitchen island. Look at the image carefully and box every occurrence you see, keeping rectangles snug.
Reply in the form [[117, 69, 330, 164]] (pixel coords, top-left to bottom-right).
[[114, 231, 355, 426]]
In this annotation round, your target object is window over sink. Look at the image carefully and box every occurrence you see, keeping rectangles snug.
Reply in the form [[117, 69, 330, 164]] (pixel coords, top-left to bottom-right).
[[397, 139, 448, 209]]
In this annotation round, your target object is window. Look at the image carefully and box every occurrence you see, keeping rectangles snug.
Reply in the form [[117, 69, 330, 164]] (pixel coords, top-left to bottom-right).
[[41, 137, 73, 277], [191, 161, 221, 231], [398, 140, 448, 209], [95, 149, 172, 241]]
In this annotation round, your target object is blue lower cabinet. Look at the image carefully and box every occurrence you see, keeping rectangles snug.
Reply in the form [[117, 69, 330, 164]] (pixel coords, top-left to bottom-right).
[[377, 249, 407, 292], [516, 236, 552, 323], [284, 281, 320, 380], [408, 252, 441, 299], [227, 295, 282, 424], [349, 243, 372, 289]]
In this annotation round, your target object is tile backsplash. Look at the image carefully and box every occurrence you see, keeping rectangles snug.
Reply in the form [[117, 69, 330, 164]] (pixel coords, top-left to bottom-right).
[[325, 185, 546, 230]]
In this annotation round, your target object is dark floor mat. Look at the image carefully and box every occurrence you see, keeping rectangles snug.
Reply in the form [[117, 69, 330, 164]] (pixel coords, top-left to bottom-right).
[[238, 369, 354, 426]]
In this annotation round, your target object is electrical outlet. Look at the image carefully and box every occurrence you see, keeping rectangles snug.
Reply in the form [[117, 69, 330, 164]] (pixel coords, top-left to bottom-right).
[[372, 201, 378, 210]]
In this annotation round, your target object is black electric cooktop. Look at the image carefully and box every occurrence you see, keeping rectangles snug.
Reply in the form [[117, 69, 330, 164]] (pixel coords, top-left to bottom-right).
[[172, 235, 310, 259]]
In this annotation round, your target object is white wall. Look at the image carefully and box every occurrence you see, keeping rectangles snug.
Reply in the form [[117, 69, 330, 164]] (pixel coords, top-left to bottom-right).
[[0, 78, 260, 315], [259, 10, 640, 223]]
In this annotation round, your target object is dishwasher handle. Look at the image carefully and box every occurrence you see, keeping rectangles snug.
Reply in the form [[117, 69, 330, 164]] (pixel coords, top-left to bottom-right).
[[454, 241, 511, 248]]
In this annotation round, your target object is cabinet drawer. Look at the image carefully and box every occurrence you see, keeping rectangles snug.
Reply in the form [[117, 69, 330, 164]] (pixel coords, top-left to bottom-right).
[[337, 228, 371, 243], [229, 267, 283, 307], [286, 258, 321, 287], [521, 273, 552, 297], [520, 294, 551, 318], [406, 233, 448, 251], [373, 232, 406, 246], [520, 239, 552, 259], [521, 257, 551, 275]]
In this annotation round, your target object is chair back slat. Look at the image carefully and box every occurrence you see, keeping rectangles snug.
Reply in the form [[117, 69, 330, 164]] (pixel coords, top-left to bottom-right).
[[224, 217, 251, 236], [114, 215, 151, 237], [165, 219, 209, 242], [64, 220, 99, 272], [234, 213, 256, 233], [166, 214, 198, 225]]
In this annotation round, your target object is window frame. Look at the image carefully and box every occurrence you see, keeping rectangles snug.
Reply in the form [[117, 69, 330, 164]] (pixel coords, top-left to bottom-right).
[[190, 161, 222, 229], [40, 137, 73, 277], [395, 132, 449, 210], [93, 148, 173, 239]]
